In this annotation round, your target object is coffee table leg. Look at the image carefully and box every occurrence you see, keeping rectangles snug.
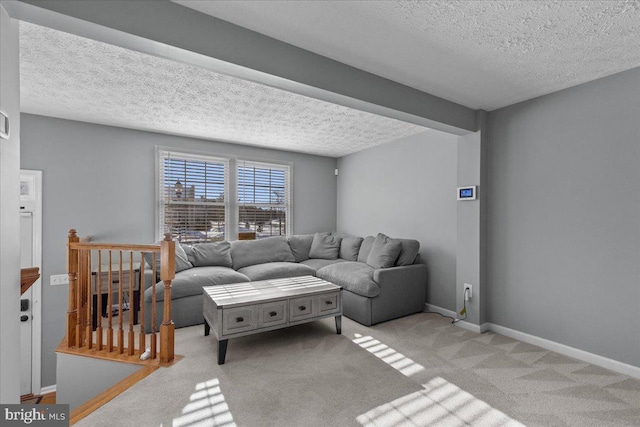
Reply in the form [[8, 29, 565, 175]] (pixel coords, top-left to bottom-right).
[[335, 315, 342, 334], [218, 339, 228, 365], [204, 322, 210, 336]]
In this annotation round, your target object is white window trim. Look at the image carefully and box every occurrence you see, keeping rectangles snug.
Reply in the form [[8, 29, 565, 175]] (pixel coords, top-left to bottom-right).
[[234, 157, 293, 239], [155, 147, 293, 242]]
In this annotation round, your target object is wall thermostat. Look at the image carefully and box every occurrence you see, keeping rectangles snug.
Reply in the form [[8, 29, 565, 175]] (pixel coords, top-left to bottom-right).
[[457, 186, 477, 201]]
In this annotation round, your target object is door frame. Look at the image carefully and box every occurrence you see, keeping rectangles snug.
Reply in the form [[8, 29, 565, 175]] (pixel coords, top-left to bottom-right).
[[20, 169, 42, 395]]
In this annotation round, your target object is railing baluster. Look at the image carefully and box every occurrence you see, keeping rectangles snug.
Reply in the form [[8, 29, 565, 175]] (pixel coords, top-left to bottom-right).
[[138, 251, 146, 356], [118, 251, 124, 354], [107, 251, 114, 352], [128, 252, 135, 356], [151, 252, 157, 360], [96, 251, 103, 351], [86, 252, 92, 350], [75, 249, 83, 348]]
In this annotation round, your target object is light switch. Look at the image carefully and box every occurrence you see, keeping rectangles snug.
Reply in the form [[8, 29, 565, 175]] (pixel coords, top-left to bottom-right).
[[0, 110, 8, 139]]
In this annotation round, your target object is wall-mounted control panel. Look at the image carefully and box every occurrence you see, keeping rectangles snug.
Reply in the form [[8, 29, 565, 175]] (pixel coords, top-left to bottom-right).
[[457, 186, 477, 201]]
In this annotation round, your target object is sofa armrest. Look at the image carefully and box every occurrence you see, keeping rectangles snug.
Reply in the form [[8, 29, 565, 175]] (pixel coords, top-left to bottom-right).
[[373, 264, 427, 287]]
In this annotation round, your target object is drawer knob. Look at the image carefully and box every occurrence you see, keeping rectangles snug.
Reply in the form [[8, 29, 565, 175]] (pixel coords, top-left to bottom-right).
[[269, 311, 277, 317], [235, 316, 244, 322], [298, 305, 306, 311], [325, 300, 333, 305]]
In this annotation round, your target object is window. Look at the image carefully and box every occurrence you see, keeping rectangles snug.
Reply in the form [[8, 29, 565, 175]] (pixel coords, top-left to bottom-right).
[[158, 150, 228, 243], [157, 149, 291, 242], [237, 160, 291, 239]]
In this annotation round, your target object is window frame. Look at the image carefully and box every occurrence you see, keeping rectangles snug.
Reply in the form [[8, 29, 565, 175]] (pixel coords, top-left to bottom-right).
[[156, 148, 230, 243], [234, 158, 292, 239], [156, 147, 293, 242]]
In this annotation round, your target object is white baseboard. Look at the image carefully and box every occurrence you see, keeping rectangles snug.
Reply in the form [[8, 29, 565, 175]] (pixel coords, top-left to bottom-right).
[[424, 303, 456, 319], [423, 303, 640, 379], [487, 323, 640, 379], [40, 384, 56, 395], [424, 303, 484, 333]]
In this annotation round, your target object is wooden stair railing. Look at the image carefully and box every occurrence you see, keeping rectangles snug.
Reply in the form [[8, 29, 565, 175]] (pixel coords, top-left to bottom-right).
[[21, 267, 40, 296], [65, 229, 175, 364]]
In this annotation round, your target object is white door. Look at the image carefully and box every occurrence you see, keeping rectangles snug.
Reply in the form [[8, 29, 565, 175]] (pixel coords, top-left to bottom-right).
[[19, 170, 42, 397], [20, 212, 34, 396]]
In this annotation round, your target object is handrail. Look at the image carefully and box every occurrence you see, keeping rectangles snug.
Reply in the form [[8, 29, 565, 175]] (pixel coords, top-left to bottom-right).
[[65, 229, 175, 364]]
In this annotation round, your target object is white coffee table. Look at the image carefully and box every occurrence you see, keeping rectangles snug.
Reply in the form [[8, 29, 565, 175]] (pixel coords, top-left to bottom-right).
[[203, 276, 342, 364]]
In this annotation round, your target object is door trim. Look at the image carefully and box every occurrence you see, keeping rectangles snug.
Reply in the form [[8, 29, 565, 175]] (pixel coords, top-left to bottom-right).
[[20, 169, 42, 395]]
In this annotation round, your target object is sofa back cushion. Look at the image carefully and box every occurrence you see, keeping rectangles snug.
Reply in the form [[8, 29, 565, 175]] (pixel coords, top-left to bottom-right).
[[183, 241, 232, 268], [231, 236, 295, 270], [366, 233, 402, 269], [356, 236, 375, 263], [288, 234, 314, 262], [395, 239, 420, 266], [339, 236, 364, 261], [309, 232, 342, 260]]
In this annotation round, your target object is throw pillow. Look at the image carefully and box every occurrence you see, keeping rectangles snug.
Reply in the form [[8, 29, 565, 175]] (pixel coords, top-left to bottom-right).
[[184, 241, 232, 268], [309, 232, 342, 260], [339, 236, 364, 261], [144, 240, 193, 278], [395, 239, 420, 266], [288, 234, 314, 262], [356, 236, 375, 263], [366, 233, 402, 269]]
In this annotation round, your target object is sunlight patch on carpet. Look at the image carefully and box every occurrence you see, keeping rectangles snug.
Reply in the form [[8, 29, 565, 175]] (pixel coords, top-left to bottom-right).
[[357, 377, 525, 426], [172, 378, 236, 427], [353, 333, 425, 377]]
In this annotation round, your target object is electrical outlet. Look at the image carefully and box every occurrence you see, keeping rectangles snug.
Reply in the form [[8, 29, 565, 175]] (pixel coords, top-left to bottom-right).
[[50, 274, 69, 286], [464, 283, 473, 299]]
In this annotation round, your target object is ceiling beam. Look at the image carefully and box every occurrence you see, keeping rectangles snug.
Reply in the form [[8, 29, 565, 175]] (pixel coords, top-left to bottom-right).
[[9, 0, 477, 134]]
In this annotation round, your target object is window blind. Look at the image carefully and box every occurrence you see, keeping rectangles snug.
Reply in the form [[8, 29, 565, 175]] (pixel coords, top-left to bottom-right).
[[158, 150, 229, 243]]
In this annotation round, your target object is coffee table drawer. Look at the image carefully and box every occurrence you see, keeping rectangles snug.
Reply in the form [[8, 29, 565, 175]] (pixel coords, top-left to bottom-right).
[[223, 306, 257, 335], [316, 292, 340, 314], [290, 296, 314, 321], [258, 301, 287, 328]]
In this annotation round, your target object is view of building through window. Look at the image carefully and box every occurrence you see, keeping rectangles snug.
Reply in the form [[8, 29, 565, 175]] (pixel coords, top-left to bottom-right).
[[159, 150, 290, 242]]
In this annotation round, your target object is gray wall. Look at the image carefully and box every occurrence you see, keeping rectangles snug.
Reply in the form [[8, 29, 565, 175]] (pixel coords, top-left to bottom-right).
[[486, 67, 640, 367], [20, 114, 337, 387], [0, 5, 22, 403], [336, 130, 458, 310]]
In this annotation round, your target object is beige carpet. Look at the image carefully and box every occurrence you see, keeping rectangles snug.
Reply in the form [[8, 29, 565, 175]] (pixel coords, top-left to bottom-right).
[[75, 313, 640, 426]]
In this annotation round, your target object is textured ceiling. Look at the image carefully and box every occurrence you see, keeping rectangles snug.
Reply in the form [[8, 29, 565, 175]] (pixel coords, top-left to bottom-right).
[[19, 22, 427, 158], [176, 0, 640, 110]]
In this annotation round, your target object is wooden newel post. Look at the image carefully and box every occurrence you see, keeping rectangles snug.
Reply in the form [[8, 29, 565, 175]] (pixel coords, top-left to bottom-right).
[[67, 229, 80, 347], [159, 233, 175, 363]]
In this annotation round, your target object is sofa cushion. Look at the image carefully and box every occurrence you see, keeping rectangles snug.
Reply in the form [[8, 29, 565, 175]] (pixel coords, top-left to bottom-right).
[[238, 262, 316, 281], [301, 258, 348, 271], [339, 236, 364, 261], [367, 233, 402, 269], [144, 266, 249, 302], [230, 236, 295, 270], [288, 234, 314, 262], [183, 241, 232, 268], [316, 261, 380, 298], [309, 232, 342, 260], [144, 241, 192, 278], [356, 236, 375, 263], [395, 238, 420, 266]]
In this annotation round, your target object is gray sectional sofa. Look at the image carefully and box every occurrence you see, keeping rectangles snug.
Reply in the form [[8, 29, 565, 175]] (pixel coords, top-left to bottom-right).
[[143, 232, 427, 331]]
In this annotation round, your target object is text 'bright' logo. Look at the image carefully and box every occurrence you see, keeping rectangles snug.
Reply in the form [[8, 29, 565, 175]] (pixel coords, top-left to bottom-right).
[[3, 407, 66, 424]]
